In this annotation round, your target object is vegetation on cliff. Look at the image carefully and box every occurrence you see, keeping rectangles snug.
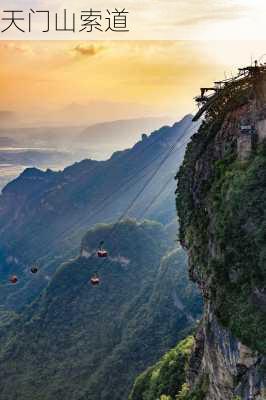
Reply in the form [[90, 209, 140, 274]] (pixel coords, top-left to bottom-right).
[[129, 336, 195, 400], [129, 335, 209, 400], [176, 106, 266, 353], [209, 144, 266, 353]]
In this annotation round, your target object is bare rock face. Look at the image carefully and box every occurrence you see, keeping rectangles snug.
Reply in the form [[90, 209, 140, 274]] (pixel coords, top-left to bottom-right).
[[177, 76, 266, 398], [191, 302, 266, 400], [237, 135, 253, 161], [257, 119, 266, 143]]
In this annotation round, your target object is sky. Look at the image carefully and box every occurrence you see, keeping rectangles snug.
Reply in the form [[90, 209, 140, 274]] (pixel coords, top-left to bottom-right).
[[1, 0, 266, 125], [1, 40, 266, 127]]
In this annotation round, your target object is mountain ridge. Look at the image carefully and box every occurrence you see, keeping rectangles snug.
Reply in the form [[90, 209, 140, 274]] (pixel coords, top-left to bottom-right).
[[0, 114, 198, 309]]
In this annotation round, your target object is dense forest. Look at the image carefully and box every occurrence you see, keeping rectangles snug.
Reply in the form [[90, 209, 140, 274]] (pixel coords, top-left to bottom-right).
[[0, 220, 202, 400]]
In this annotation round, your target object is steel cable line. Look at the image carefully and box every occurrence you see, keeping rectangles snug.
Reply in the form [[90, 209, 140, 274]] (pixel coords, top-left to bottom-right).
[[23, 118, 195, 264], [59, 140, 184, 239], [57, 127, 192, 247], [137, 174, 175, 221], [89, 120, 197, 277], [114, 134, 190, 231], [110, 121, 195, 225]]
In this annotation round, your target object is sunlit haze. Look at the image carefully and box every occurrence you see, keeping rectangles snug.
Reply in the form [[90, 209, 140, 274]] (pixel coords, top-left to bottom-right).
[[1, 40, 266, 127]]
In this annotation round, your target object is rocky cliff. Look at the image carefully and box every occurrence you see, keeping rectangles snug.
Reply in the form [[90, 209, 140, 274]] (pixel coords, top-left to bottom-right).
[[176, 69, 266, 399]]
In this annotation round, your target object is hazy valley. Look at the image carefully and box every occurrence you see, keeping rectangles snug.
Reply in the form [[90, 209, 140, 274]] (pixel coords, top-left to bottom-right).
[[0, 117, 173, 190]]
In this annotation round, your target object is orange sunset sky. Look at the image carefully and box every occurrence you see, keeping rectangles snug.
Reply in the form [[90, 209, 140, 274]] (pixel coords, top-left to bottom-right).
[[1, 40, 266, 126]]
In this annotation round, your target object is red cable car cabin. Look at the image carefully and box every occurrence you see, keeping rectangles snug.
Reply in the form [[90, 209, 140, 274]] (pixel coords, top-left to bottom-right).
[[10, 275, 18, 284], [97, 249, 108, 258], [90, 275, 100, 286], [97, 241, 108, 258]]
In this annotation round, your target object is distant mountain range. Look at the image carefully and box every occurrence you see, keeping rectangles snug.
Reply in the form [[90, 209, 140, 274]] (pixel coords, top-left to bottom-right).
[[0, 148, 76, 190], [0, 111, 17, 127], [79, 117, 176, 158], [0, 137, 17, 147], [0, 117, 176, 189], [47, 101, 172, 127], [0, 148, 72, 167], [0, 116, 174, 158]]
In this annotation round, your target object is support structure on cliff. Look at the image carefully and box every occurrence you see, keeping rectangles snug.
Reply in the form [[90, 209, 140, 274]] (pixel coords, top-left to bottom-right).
[[193, 61, 266, 122]]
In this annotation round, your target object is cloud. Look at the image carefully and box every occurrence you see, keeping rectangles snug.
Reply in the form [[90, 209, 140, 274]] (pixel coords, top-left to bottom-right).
[[72, 44, 105, 58], [176, 2, 247, 26], [0, 42, 34, 55], [127, 0, 250, 35]]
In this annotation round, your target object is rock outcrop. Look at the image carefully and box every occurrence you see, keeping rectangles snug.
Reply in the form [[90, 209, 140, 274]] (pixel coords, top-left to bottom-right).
[[176, 71, 266, 399]]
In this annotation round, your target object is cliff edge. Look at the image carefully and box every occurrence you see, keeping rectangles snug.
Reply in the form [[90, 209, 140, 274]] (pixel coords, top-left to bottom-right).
[[176, 66, 266, 399]]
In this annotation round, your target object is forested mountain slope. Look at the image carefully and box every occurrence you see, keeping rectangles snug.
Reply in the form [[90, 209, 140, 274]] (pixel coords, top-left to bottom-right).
[[0, 220, 202, 400]]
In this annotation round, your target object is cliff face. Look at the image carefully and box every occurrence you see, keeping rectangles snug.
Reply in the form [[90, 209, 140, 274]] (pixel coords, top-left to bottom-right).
[[176, 75, 266, 399], [193, 305, 265, 400]]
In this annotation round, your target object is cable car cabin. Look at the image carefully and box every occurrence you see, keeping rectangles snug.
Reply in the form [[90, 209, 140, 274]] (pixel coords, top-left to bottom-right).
[[30, 266, 38, 274], [97, 241, 108, 258], [90, 275, 100, 286], [10, 275, 18, 284], [97, 249, 108, 258]]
